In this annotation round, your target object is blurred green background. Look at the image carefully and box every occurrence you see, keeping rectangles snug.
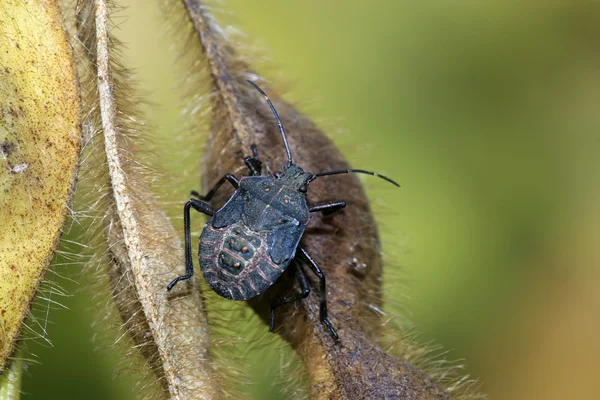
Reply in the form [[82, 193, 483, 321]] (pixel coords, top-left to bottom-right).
[[21, 0, 600, 399]]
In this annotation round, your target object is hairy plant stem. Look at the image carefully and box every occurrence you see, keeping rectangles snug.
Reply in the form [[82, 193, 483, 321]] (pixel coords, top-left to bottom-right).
[[0, 355, 22, 400], [75, 0, 220, 397]]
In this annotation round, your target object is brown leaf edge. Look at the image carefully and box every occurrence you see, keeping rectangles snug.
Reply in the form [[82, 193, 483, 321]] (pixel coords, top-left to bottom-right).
[[72, 0, 222, 398], [167, 0, 485, 399]]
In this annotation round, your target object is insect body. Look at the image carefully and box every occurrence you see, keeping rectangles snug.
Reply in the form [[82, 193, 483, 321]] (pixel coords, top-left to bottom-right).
[[199, 166, 311, 300], [168, 81, 399, 341]]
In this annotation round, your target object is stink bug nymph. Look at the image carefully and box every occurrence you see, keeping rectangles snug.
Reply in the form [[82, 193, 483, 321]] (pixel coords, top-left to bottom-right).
[[168, 81, 399, 341]]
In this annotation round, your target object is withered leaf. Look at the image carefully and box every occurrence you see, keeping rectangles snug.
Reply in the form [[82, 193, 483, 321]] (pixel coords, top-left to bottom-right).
[[181, 1, 451, 398]]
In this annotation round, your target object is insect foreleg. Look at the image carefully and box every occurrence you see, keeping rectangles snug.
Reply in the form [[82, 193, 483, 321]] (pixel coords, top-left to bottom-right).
[[298, 247, 339, 342], [269, 263, 310, 332], [167, 199, 215, 291], [190, 174, 239, 201], [309, 200, 346, 216], [243, 144, 263, 176], [244, 157, 262, 176]]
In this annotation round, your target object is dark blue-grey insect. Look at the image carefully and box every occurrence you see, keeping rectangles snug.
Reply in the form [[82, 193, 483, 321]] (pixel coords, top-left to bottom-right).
[[168, 81, 399, 341]]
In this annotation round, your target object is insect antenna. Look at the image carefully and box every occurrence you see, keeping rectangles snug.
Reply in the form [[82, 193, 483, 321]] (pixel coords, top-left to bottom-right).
[[247, 80, 293, 167], [315, 169, 400, 187]]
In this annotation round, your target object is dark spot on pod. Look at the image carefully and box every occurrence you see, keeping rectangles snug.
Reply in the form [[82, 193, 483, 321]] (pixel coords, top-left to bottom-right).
[[0, 142, 13, 157]]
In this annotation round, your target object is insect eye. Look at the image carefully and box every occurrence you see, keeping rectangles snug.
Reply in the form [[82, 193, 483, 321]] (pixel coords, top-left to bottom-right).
[[299, 185, 307, 193]]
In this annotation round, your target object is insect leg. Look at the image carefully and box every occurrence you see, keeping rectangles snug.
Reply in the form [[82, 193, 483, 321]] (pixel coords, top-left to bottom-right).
[[190, 174, 239, 201], [244, 157, 262, 175], [167, 199, 215, 291], [269, 263, 310, 332], [243, 144, 263, 176], [244, 157, 262, 176], [309, 200, 346, 216], [297, 247, 339, 342]]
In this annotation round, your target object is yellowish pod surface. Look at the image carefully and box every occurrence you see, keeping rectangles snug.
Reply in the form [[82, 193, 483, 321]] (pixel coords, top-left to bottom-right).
[[0, 0, 81, 366]]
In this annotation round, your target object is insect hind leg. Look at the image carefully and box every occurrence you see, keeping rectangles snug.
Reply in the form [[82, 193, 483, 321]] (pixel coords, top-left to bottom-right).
[[270, 263, 310, 332], [298, 247, 339, 342], [167, 199, 215, 291]]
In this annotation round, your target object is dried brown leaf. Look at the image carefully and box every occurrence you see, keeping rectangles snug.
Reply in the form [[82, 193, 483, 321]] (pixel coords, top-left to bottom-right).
[[180, 1, 452, 398]]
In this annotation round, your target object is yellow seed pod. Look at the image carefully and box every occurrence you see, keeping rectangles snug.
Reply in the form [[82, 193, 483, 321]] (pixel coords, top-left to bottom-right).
[[0, 0, 81, 366]]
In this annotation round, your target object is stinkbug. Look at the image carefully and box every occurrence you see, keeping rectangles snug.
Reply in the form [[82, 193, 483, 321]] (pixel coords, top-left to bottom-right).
[[168, 81, 399, 341]]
